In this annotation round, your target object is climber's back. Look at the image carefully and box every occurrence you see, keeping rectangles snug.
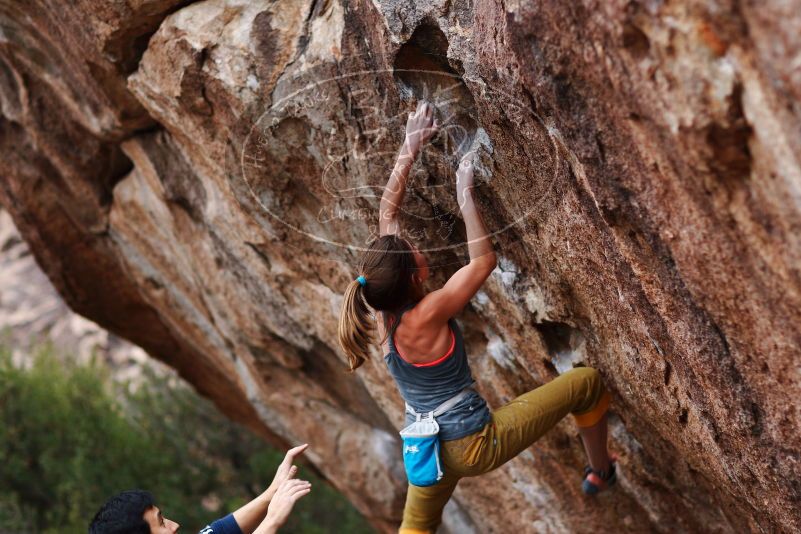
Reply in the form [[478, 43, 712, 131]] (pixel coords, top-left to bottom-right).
[[384, 303, 490, 441]]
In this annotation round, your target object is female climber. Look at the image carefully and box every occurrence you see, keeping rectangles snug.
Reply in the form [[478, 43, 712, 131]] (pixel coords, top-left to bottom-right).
[[338, 100, 615, 533]]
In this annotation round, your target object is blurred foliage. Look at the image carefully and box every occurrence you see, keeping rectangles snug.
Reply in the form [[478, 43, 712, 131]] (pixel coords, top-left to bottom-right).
[[0, 345, 374, 533]]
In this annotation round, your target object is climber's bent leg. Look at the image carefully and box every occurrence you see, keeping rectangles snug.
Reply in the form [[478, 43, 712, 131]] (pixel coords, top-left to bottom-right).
[[399, 470, 459, 533], [474, 367, 611, 472], [578, 412, 611, 473], [571, 368, 611, 429], [400, 368, 610, 531]]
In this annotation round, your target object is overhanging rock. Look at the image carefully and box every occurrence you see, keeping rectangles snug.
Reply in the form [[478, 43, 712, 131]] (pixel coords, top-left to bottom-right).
[[1, 0, 799, 531]]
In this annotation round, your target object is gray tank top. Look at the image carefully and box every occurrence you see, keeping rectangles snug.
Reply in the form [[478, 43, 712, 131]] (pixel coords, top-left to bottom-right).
[[384, 303, 491, 441]]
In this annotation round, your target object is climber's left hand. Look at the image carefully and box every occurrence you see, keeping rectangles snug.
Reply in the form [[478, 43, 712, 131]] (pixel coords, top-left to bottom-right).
[[405, 100, 439, 154]]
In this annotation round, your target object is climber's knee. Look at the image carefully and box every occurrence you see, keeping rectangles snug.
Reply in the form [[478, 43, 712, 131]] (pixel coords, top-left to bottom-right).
[[568, 367, 611, 427], [574, 389, 610, 427], [572, 366, 603, 391]]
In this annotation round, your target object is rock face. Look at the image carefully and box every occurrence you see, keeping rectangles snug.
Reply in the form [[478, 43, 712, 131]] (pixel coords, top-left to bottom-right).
[[1, 0, 800, 531], [0, 209, 161, 383]]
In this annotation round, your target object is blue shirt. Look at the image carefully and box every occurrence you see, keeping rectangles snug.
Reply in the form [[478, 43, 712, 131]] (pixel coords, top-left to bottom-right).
[[199, 514, 242, 534]]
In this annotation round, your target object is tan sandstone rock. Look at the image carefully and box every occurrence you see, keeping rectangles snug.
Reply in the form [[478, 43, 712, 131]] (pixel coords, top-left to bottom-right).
[[1, 0, 799, 532]]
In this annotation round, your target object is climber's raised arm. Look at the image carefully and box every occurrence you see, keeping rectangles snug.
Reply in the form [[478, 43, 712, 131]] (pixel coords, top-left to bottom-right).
[[417, 153, 496, 322], [379, 100, 438, 235]]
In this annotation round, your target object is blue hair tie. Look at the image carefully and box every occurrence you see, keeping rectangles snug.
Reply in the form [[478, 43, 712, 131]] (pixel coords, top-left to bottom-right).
[[356, 275, 367, 287]]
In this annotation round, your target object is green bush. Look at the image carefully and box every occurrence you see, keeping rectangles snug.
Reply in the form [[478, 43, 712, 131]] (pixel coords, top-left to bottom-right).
[[0, 345, 373, 533]]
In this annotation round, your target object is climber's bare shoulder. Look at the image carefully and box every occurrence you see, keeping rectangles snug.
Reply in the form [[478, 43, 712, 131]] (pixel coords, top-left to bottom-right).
[[389, 307, 451, 364], [414, 259, 495, 323]]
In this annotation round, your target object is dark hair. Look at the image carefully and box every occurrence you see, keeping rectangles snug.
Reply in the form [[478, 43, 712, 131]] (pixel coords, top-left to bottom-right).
[[338, 234, 419, 371], [89, 490, 155, 534]]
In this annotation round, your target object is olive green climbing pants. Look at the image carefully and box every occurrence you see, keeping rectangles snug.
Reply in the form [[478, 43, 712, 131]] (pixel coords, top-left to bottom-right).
[[399, 367, 611, 534]]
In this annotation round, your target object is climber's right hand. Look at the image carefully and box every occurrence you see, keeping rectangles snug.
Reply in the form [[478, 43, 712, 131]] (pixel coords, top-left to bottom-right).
[[456, 151, 476, 211]]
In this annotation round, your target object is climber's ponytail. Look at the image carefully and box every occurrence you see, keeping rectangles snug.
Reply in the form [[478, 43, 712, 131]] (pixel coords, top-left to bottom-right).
[[338, 278, 374, 371], [338, 234, 420, 371]]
